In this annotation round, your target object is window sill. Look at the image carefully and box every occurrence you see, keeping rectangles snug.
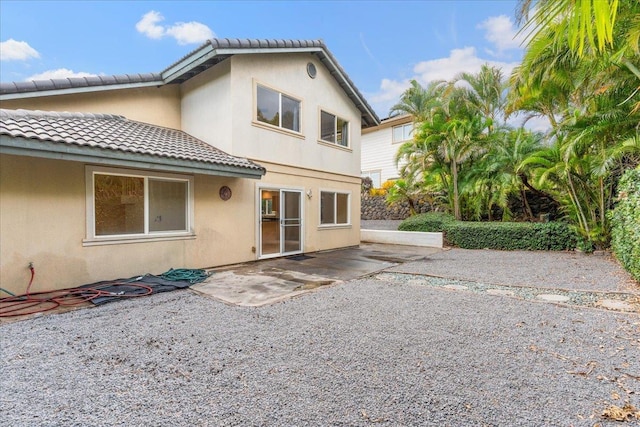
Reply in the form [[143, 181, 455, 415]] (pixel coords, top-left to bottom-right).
[[83, 233, 196, 247], [318, 224, 352, 230], [317, 140, 352, 152], [252, 120, 305, 139]]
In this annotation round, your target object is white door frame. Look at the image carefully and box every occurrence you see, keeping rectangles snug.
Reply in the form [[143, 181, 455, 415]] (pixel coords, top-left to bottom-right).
[[256, 184, 304, 259]]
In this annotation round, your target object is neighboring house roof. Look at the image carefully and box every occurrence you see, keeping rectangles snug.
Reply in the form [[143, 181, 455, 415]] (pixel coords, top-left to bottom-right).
[[0, 109, 265, 179], [362, 114, 413, 135], [0, 38, 380, 128]]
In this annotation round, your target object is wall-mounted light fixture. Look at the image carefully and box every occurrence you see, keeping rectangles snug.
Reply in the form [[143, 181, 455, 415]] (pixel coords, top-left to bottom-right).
[[306, 189, 313, 199]]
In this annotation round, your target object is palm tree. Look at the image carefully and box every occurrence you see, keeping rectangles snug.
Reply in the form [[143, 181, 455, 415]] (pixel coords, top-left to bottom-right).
[[389, 79, 447, 122], [476, 128, 545, 220], [438, 116, 487, 220], [517, 0, 639, 108], [516, 0, 620, 57], [453, 64, 507, 133]]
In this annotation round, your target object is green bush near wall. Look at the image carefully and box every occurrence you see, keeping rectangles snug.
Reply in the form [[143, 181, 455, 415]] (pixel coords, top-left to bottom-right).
[[608, 168, 640, 281], [444, 221, 577, 250], [398, 212, 456, 232], [398, 212, 577, 250]]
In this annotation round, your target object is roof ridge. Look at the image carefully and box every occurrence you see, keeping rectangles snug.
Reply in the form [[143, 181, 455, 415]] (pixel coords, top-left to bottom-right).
[[160, 37, 326, 75], [0, 109, 126, 120]]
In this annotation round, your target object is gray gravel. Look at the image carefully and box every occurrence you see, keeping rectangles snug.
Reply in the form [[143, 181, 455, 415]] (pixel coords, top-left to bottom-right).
[[2, 274, 639, 426], [390, 248, 639, 294]]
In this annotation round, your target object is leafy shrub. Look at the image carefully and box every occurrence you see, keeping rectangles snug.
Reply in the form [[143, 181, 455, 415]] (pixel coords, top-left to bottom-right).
[[398, 212, 455, 232], [445, 221, 577, 250], [608, 169, 640, 281], [399, 213, 577, 250], [381, 180, 396, 191], [369, 188, 387, 197]]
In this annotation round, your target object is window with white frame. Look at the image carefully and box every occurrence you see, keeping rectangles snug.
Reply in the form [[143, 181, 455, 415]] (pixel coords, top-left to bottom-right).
[[87, 167, 193, 240], [361, 170, 381, 189], [320, 110, 349, 147], [392, 123, 414, 143], [256, 84, 301, 132], [320, 191, 350, 225]]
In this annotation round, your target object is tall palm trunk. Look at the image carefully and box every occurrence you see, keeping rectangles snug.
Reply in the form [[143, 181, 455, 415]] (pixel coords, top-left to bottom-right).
[[566, 170, 590, 235], [452, 160, 461, 220]]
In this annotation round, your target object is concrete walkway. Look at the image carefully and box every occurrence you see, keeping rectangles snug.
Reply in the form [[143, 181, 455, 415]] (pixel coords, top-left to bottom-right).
[[191, 243, 441, 306]]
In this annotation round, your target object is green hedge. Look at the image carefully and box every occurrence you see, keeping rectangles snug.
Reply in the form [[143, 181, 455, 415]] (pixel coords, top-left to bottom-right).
[[444, 221, 577, 250], [609, 168, 640, 281], [399, 212, 577, 250], [398, 212, 455, 232]]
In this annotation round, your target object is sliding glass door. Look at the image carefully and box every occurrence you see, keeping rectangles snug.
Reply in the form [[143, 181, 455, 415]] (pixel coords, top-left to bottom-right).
[[260, 188, 302, 257]]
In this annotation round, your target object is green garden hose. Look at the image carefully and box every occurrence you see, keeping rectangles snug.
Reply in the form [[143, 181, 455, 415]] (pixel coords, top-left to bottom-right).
[[160, 268, 210, 284]]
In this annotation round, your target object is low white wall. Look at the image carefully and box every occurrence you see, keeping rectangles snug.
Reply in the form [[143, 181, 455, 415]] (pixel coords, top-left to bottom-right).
[[360, 229, 443, 248]]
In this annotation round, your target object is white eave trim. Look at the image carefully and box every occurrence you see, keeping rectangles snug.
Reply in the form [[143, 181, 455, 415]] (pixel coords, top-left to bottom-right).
[[161, 45, 324, 84]]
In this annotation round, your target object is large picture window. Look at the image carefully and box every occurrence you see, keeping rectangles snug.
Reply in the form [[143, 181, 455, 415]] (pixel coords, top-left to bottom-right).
[[87, 167, 192, 241], [320, 191, 350, 225], [392, 123, 414, 144], [320, 110, 349, 147], [256, 84, 301, 132]]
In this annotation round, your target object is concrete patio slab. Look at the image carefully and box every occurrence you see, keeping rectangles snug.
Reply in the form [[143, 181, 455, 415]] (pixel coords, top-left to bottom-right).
[[191, 243, 441, 306]]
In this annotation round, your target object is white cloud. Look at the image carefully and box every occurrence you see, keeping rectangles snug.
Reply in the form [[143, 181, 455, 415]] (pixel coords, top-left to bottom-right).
[[0, 39, 40, 61], [368, 46, 519, 117], [477, 15, 527, 57], [413, 46, 519, 84], [166, 21, 214, 45], [136, 10, 214, 45], [367, 78, 411, 105], [136, 10, 166, 39], [26, 68, 98, 81]]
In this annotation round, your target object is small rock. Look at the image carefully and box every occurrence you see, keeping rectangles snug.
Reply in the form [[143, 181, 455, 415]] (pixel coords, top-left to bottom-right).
[[486, 289, 516, 297], [596, 299, 636, 312], [536, 294, 570, 302]]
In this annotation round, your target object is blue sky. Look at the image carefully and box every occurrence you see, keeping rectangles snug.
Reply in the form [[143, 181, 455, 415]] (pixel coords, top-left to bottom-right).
[[1, 0, 527, 119]]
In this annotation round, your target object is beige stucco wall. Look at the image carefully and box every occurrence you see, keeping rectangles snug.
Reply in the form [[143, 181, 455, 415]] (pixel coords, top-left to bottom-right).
[[0, 85, 182, 129], [0, 154, 359, 295], [180, 53, 362, 177], [180, 60, 233, 153], [0, 154, 251, 295], [255, 161, 361, 254]]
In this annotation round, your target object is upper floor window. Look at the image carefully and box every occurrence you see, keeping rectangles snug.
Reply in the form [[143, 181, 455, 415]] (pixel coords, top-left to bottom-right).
[[256, 84, 301, 132], [320, 110, 349, 147], [392, 123, 414, 143]]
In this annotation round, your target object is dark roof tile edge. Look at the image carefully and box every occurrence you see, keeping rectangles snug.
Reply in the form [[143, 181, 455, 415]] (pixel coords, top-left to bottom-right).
[[0, 73, 163, 96], [0, 109, 126, 120]]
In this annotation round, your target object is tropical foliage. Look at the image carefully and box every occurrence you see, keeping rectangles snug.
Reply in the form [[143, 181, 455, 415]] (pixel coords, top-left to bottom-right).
[[608, 168, 640, 281], [389, 0, 639, 252]]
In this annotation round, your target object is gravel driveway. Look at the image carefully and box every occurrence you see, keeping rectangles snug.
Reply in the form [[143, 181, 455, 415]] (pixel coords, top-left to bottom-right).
[[1, 249, 639, 426]]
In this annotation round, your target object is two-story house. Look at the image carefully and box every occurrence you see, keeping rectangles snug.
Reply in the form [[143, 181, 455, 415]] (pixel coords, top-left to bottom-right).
[[361, 114, 413, 187], [0, 38, 379, 295]]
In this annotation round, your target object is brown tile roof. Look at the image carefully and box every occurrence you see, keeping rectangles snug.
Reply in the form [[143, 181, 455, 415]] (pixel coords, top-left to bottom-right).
[[0, 73, 163, 96], [0, 38, 380, 128], [0, 109, 265, 176]]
